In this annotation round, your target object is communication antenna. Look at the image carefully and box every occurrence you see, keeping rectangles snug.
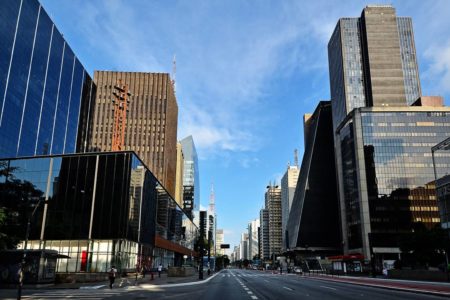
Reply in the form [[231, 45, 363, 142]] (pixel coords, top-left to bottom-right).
[[171, 54, 176, 92], [111, 79, 131, 151]]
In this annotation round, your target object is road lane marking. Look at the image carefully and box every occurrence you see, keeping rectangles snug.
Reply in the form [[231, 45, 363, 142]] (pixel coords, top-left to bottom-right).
[[251, 296, 258, 299], [264, 280, 269, 283], [320, 285, 337, 291], [283, 287, 293, 291]]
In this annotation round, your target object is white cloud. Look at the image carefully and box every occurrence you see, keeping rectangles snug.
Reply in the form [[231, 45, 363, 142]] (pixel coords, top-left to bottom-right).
[[423, 41, 450, 94]]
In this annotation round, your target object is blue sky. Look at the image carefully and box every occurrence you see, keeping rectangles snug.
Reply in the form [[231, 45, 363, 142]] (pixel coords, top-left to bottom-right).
[[41, 0, 450, 251]]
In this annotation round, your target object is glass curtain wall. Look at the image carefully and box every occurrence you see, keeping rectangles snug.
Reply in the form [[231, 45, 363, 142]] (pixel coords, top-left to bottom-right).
[[0, 152, 197, 273]]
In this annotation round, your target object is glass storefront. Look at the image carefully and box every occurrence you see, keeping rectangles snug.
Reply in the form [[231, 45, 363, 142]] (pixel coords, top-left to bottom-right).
[[0, 152, 197, 273]]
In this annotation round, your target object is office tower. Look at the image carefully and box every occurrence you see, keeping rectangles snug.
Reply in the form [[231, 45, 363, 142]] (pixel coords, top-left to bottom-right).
[[328, 5, 421, 132], [240, 233, 249, 260], [215, 229, 225, 256], [281, 155, 299, 252], [174, 142, 184, 207], [180, 135, 200, 219], [265, 184, 282, 259], [0, 0, 95, 158], [248, 219, 260, 259], [432, 137, 450, 230], [327, 5, 450, 260], [90, 71, 178, 197], [259, 209, 269, 260], [287, 101, 341, 254]]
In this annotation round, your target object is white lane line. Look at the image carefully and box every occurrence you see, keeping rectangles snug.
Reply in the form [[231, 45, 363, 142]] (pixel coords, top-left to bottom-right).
[[320, 285, 337, 291], [283, 287, 293, 291], [251, 296, 258, 300]]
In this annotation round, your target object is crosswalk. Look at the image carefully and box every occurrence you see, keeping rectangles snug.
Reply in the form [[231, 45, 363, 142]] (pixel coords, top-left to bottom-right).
[[222, 272, 296, 278], [21, 289, 124, 299]]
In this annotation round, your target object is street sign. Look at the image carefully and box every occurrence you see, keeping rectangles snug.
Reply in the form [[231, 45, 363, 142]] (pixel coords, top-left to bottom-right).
[[220, 244, 230, 249]]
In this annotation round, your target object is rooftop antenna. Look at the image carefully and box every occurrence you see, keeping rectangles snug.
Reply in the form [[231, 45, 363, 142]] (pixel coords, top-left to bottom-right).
[[171, 54, 176, 92]]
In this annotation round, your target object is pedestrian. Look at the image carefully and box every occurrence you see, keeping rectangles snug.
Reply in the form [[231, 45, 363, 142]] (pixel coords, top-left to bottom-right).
[[158, 263, 162, 278], [142, 265, 146, 278], [108, 265, 117, 289]]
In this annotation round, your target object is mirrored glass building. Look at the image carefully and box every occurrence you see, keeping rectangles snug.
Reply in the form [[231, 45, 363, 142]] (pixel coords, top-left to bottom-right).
[[180, 136, 200, 219], [0, 0, 95, 159], [0, 152, 197, 273]]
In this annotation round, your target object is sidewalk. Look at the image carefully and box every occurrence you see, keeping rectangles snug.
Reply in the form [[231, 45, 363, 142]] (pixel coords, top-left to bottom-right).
[[301, 272, 450, 297], [6, 271, 214, 290]]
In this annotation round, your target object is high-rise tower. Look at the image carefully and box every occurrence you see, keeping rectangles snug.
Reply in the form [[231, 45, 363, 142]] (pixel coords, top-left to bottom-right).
[[328, 5, 421, 131], [90, 71, 178, 197]]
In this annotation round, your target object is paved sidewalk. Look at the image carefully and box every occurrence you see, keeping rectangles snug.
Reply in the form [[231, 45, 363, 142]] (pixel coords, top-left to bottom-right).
[[301, 273, 450, 297]]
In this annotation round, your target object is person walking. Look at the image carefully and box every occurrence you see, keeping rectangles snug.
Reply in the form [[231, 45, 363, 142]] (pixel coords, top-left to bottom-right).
[[108, 265, 117, 289], [158, 264, 162, 278]]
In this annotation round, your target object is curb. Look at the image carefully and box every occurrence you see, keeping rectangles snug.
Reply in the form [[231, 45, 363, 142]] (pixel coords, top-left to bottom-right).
[[305, 275, 450, 297], [132, 270, 224, 289]]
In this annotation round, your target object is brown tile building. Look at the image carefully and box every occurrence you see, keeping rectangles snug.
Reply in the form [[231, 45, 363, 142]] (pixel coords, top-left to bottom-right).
[[90, 71, 178, 197]]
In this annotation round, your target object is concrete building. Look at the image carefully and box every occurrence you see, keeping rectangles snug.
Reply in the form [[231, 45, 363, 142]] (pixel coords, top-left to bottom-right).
[[0, 0, 95, 159], [89, 71, 178, 197], [215, 229, 225, 256], [281, 160, 299, 252], [265, 184, 282, 260], [240, 233, 249, 260], [174, 142, 184, 208], [248, 219, 260, 260], [259, 209, 269, 260], [180, 136, 200, 219]]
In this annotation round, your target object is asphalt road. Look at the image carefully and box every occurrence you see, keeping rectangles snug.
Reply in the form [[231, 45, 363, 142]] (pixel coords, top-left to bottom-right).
[[4, 269, 447, 300]]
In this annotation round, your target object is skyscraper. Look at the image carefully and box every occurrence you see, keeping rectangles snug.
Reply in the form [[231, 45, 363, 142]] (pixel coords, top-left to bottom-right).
[[174, 142, 184, 208], [180, 135, 200, 219], [327, 5, 450, 259], [328, 5, 421, 131], [0, 0, 95, 158], [248, 219, 260, 260], [281, 157, 299, 252], [259, 209, 269, 260], [90, 71, 178, 197], [265, 184, 282, 259]]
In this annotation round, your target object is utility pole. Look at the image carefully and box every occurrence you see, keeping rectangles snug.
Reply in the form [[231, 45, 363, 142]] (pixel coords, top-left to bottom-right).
[[111, 79, 131, 151]]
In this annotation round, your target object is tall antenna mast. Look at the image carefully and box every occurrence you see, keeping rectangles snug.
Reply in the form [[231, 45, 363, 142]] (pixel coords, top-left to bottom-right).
[[171, 54, 176, 92], [112, 79, 131, 151], [209, 182, 215, 215]]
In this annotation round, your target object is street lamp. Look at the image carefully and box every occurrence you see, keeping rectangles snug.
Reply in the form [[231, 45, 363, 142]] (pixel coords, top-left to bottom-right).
[[17, 197, 47, 300]]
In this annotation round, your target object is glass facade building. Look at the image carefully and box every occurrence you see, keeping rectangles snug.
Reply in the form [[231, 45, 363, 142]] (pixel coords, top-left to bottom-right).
[[0, 0, 96, 158], [180, 136, 200, 219], [432, 137, 450, 230], [0, 152, 197, 273], [328, 6, 421, 132], [336, 107, 450, 258]]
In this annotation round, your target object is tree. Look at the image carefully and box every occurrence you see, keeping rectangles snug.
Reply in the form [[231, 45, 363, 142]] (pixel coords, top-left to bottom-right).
[[399, 222, 450, 269]]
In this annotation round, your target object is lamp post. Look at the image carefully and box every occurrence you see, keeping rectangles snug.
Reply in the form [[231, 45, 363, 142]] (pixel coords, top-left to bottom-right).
[[17, 197, 47, 300]]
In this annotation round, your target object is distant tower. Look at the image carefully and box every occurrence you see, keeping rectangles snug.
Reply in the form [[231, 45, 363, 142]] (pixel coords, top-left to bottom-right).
[[208, 182, 217, 255], [209, 182, 215, 215]]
